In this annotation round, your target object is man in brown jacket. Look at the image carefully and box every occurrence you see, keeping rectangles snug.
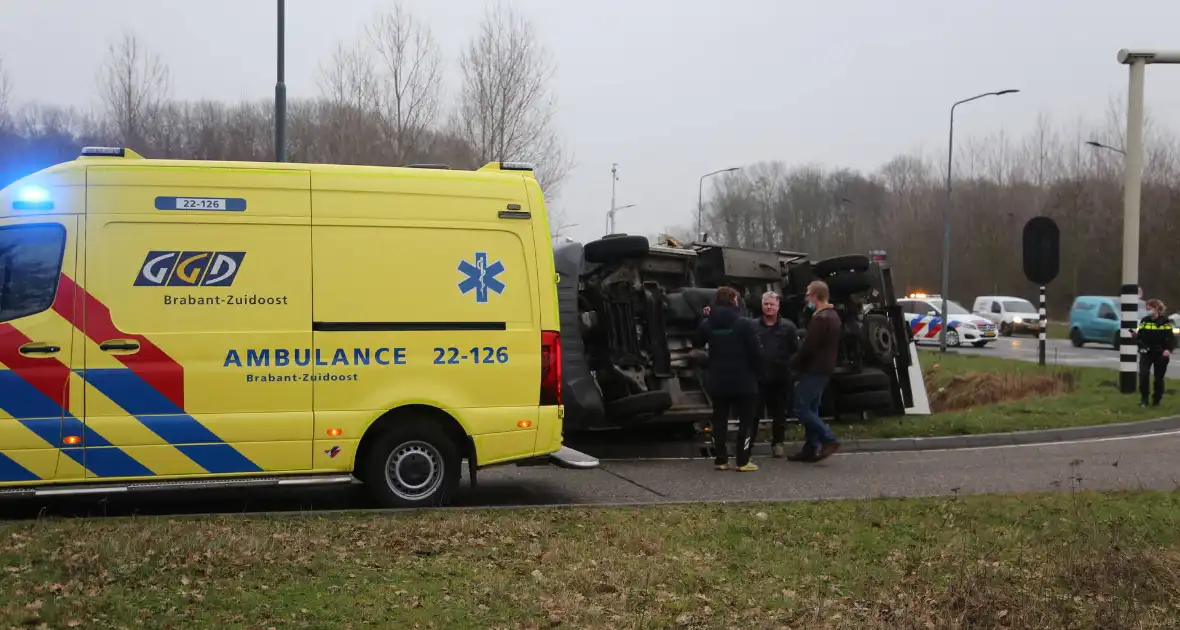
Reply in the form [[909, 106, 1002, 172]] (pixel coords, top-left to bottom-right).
[[788, 280, 841, 462]]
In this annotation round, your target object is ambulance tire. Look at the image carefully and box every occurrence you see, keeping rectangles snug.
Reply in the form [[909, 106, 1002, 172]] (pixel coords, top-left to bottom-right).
[[363, 421, 462, 508], [584, 234, 650, 264], [825, 271, 871, 297], [813, 254, 870, 278]]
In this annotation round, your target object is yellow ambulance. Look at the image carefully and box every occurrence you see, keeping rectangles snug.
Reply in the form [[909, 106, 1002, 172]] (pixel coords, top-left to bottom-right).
[[0, 147, 596, 508]]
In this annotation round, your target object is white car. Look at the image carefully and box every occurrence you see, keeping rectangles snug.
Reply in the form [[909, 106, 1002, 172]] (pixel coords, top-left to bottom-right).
[[899, 294, 998, 348], [972, 295, 1041, 336]]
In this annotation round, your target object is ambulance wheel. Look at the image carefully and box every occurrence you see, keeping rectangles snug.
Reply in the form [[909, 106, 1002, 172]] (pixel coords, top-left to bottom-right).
[[363, 422, 461, 508]]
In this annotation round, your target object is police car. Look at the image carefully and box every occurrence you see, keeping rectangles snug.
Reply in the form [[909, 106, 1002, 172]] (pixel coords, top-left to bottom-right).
[[898, 293, 998, 348]]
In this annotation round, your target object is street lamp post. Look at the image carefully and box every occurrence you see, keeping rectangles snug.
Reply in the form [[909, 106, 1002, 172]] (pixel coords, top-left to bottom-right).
[[606, 204, 635, 235], [698, 167, 740, 241], [275, 0, 286, 163], [939, 89, 1020, 353], [1114, 49, 1180, 393]]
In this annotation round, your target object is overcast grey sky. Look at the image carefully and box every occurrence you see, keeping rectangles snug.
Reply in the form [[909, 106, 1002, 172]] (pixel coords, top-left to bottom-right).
[[3, 0, 1179, 244]]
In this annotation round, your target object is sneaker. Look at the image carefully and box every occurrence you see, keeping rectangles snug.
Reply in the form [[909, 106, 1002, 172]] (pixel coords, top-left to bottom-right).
[[772, 443, 785, 458], [1152, 399, 1162, 407], [786, 451, 817, 463], [1141, 400, 1150, 408], [737, 462, 759, 472], [715, 462, 730, 471]]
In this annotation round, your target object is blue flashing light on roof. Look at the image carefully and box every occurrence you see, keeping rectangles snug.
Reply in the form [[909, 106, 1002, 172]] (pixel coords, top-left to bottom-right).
[[500, 161, 535, 171], [80, 146, 126, 157], [12, 186, 53, 211]]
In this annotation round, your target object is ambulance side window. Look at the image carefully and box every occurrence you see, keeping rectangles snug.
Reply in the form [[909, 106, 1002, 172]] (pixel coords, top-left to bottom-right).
[[0, 224, 66, 323]]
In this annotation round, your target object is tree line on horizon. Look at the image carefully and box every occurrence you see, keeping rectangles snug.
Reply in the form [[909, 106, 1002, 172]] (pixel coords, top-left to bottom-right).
[[3, 8, 1177, 318], [0, 1, 571, 199], [687, 110, 1180, 315]]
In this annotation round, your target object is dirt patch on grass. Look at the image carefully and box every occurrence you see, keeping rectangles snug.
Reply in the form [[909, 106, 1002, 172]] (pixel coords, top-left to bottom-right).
[[924, 365, 1078, 413]]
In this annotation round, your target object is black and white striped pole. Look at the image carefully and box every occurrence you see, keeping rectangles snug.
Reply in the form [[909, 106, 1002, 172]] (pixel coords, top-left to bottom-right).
[[1038, 286, 1047, 366], [1116, 49, 1180, 392]]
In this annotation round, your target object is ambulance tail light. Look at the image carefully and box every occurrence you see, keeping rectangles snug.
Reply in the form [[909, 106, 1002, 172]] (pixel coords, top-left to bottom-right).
[[540, 330, 562, 406]]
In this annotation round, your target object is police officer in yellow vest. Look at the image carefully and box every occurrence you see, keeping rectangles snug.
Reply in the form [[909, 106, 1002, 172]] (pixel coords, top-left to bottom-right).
[[1135, 299, 1175, 407]]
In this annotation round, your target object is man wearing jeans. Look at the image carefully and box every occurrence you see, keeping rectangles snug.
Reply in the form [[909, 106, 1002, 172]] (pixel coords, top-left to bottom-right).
[[788, 280, 841, 462]]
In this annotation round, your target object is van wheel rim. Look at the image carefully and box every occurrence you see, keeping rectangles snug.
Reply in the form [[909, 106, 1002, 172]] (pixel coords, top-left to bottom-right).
[[385, 441, 444, 501]]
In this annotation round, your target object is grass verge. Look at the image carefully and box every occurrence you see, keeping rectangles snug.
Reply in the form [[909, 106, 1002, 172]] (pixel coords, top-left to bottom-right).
[[831, 351, 1174, 440], [3, 491, 1180, 628]]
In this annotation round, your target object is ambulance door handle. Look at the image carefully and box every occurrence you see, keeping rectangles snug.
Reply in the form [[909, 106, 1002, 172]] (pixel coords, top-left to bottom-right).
[[99, 340, 140, 353], [19, 342, 61, 355]]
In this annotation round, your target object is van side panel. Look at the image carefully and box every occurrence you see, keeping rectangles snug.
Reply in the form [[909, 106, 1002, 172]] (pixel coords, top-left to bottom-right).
[[310, 175, 541, 468], [80, 166, 315, 479]]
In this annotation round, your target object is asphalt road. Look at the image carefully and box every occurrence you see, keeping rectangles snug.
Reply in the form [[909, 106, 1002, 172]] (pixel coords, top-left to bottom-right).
[[4, 431, 1178, 519], [935, 335, 1180, 378]]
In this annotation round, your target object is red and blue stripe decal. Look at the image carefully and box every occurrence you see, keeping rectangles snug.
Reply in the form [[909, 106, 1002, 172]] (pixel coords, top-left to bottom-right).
[[54, 273, 185, 409], [0, 453, 38, 482], [82, 369, 261, 474], [0, 369, 154, 478], [0, 274, 258, 482]]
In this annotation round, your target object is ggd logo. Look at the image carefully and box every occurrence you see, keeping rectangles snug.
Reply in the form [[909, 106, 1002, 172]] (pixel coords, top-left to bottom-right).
[[134, 251, 246, 287]]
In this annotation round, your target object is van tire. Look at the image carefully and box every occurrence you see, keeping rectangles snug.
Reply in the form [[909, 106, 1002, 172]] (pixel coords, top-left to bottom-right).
[[362, 421, 461, 509], [584, 234, 650, 264], [862, 314, 896, 365], [825, 271, 871, 297], [814, 254, 870, 278], [999, 322, 1012, 336], [832, 368, 891, 393], [837, 390, 894, 412], [1070, 327, 1084, 348], [606, 390, 673, 418]]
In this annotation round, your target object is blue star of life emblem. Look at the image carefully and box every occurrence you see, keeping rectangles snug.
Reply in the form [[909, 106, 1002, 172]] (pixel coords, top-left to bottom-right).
[[457, 252, 506, 303]]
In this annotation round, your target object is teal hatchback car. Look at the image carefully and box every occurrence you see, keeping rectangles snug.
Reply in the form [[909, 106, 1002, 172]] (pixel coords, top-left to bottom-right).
[[1068, 296, 1147, 347]]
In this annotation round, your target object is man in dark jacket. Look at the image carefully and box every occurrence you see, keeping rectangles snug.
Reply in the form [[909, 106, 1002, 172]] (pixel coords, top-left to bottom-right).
[[754, 291, 799, 458], [698, 286, 763, 471], [788, 280, 841, 462], [1136, 298, 1175, 407]]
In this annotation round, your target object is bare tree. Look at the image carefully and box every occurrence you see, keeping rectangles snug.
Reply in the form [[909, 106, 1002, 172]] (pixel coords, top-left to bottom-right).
[[456, 2, 571, 197], [98, 31, 170, 149], [0, 54, 12, 122], [366, 2, 443, 163], [317, 42, 384, 164]]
